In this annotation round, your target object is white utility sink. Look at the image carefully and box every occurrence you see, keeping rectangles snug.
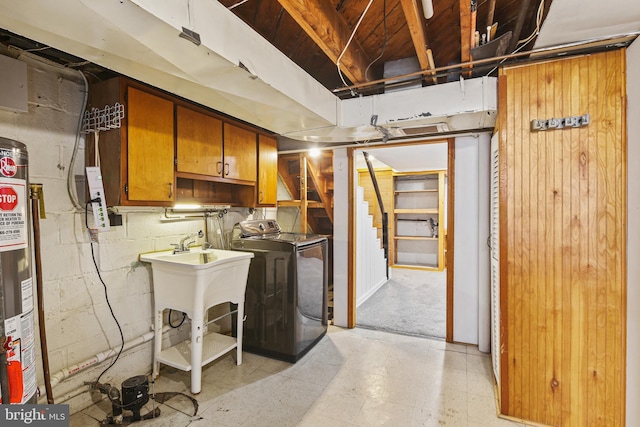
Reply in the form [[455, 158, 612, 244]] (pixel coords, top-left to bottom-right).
[[139, 247, 254, 394]]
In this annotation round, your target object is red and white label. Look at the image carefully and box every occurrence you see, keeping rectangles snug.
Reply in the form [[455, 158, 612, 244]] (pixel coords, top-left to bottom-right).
[[0, 157, 17, 177], [0, 187, 18, 211], [0, 179, 27, 252]]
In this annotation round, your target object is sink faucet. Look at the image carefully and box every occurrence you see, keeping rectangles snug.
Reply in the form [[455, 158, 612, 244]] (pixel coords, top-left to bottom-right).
[[172, 230, 204, 254]]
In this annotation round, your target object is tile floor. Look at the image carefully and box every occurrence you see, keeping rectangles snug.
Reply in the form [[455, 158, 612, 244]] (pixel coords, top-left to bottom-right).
[[70, 326, 525, 427]]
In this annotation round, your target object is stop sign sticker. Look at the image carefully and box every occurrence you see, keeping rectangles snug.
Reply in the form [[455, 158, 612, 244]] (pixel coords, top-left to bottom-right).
[[0, 187, 18, 211]]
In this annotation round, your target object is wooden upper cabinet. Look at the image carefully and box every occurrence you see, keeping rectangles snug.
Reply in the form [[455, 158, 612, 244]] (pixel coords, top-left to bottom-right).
[[86, 78, 175, 206], [126, 87, 175, 202], [257, 134, 278, 206], [223, 123, 256, 182], [176, 105, 223, 177]]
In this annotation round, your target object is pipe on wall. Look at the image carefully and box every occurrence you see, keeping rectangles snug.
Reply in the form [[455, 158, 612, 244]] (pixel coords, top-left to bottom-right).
[[37, 325, 171, 401]]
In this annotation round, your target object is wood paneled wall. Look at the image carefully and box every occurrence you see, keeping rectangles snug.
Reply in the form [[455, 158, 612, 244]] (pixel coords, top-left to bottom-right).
[[498, 50, 626, 426]]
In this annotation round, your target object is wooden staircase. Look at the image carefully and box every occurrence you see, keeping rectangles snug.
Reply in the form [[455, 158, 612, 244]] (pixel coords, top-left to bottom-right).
[[278, 151, 334, 320], [277, 152, 333, 236]]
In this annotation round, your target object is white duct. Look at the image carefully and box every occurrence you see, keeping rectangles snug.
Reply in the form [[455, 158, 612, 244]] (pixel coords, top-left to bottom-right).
[[284, 76, 498, 142]]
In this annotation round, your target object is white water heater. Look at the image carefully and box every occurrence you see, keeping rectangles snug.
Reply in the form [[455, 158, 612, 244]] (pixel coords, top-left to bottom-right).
[[0, 137, 37, 404]]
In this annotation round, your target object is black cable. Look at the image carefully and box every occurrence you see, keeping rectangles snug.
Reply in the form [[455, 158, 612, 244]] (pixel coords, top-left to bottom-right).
[[85, 202, 125, 386], [168, 310, 187, 328]]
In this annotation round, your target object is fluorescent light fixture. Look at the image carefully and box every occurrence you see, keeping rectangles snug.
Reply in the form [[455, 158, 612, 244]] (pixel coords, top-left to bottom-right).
[[309, 148, 321, 158], [421, 0, 434, 19], [173, 204, 202, 210]]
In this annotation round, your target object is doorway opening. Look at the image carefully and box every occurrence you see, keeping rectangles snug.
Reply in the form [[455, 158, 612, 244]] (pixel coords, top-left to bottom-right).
[[352, 142, 450, 339]]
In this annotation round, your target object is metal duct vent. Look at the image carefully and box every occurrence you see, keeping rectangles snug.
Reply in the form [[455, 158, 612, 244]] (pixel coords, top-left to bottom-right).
[[392, 122, 449, 137]]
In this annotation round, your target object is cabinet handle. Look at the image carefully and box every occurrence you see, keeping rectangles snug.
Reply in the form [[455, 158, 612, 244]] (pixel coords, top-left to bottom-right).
[[168, 182, 173, 198], [216, 161, 222, 175], [225, 163, 230, 176]]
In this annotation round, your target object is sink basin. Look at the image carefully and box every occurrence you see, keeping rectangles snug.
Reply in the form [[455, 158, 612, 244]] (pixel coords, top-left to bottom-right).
[[140, 247, 248, 269], [139, 247, 254, 394]]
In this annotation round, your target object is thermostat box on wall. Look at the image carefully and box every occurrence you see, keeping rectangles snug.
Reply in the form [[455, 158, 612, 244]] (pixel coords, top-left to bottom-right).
[[0, 55, 28, 113]]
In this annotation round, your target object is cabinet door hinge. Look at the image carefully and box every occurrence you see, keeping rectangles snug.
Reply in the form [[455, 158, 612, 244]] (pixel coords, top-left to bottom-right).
[[124, 183, 128, 195], [174, 158, 178, 166]]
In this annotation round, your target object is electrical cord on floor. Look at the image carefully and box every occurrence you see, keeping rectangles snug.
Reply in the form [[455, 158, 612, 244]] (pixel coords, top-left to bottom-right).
[[85, 201, 125, 386]]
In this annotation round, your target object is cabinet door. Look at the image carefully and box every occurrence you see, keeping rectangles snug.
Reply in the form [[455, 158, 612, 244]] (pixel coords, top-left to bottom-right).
[[257, 134, 277, 205], [223, 123, 256, 181], [176, 105, 223, 176], [127, 87, 175, 202]]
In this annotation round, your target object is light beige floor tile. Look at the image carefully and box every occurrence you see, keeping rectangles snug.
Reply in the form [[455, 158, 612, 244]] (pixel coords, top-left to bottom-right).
[[353, 397, 415, 426], [306, 387, 367, 423], [467, 371, 496, 398], [467, 353, 493, 376], [411, 405, 469, 427], [468, 393, 509, 426]]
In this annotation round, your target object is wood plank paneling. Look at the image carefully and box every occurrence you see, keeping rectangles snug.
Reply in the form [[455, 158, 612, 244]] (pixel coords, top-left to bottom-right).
[[498, 50, 626, 426]]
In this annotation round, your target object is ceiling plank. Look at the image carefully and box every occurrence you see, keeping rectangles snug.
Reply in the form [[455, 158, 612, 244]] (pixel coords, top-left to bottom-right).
[[277, 0, 371, 84], [399, 0, 437, 83]]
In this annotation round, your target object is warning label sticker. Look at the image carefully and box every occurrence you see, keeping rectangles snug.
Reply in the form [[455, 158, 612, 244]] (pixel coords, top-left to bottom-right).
[[0, 178, 27, 252]]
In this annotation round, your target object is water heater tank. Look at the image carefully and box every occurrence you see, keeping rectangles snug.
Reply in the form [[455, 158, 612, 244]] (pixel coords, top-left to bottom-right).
[[0, 137, 37, 404]]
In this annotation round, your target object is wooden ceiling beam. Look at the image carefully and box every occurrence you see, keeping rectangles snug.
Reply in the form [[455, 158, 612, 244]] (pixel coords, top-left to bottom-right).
[[277, 0, 370, 84], [399, 0, 437, 84], [459, 0, 472, 72]]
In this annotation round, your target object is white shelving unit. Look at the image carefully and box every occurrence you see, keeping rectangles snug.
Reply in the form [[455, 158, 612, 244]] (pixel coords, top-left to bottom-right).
[[393, 171, 445, 270]]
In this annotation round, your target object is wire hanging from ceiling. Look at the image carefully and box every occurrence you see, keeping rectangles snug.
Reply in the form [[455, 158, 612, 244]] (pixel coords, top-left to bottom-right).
[[365, 0, 388, 81], [516, 0, 545, 47], [337, 0, 375, 88], [227, 0, 249, 10]]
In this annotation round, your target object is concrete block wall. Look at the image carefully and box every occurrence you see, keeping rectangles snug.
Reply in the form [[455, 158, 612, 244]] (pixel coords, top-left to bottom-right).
[[0, 50, 252, 412]]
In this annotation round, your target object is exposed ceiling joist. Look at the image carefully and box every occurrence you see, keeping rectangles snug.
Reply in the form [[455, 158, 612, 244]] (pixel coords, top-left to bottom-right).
[[277, 0, 371, 84], [460, 0, 472, 76], [399, 0, 437, 83]]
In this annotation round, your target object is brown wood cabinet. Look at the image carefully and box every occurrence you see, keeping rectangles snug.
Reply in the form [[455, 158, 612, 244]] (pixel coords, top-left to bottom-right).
[[87, 77, 270, 207], [223, 123, 257, 182], [257, 134, 277, 206], [87, 78, 175, 206], [176, 105, 222, 177]]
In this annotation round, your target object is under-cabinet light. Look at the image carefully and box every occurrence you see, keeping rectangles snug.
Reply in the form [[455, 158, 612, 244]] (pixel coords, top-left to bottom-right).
[[173, 204, 202, 210]]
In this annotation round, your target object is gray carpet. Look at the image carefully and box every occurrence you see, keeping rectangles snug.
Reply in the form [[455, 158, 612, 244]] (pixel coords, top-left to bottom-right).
[[356, 268, 446, 339]]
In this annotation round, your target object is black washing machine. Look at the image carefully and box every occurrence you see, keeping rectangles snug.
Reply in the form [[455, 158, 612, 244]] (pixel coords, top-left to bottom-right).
[[231, 219, 328, 362]]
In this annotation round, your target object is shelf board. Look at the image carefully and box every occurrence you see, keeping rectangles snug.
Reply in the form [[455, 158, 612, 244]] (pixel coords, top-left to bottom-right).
[[394, 208, 438, 214], [392, 263, 441, 271], [394, 236, 438, 241], [156, 332, 237, 372], [394, 189, 438, 194]]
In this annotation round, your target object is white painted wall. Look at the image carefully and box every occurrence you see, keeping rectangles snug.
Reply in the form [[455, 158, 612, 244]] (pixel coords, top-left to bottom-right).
[[453, 135, 482, 344], [477, 134, 491, 352], [626, 39, 640, 427], [354, 187, 387, 306], [332, 148, 349, 327], [0, 50, 252, 412]]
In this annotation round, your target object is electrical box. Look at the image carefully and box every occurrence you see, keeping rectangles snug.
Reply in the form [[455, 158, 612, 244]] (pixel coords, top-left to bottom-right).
[[0, 55, 28, 113]]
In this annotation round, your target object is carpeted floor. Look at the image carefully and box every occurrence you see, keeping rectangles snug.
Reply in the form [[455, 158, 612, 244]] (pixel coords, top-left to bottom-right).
[[356, 267, 446, 339]]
